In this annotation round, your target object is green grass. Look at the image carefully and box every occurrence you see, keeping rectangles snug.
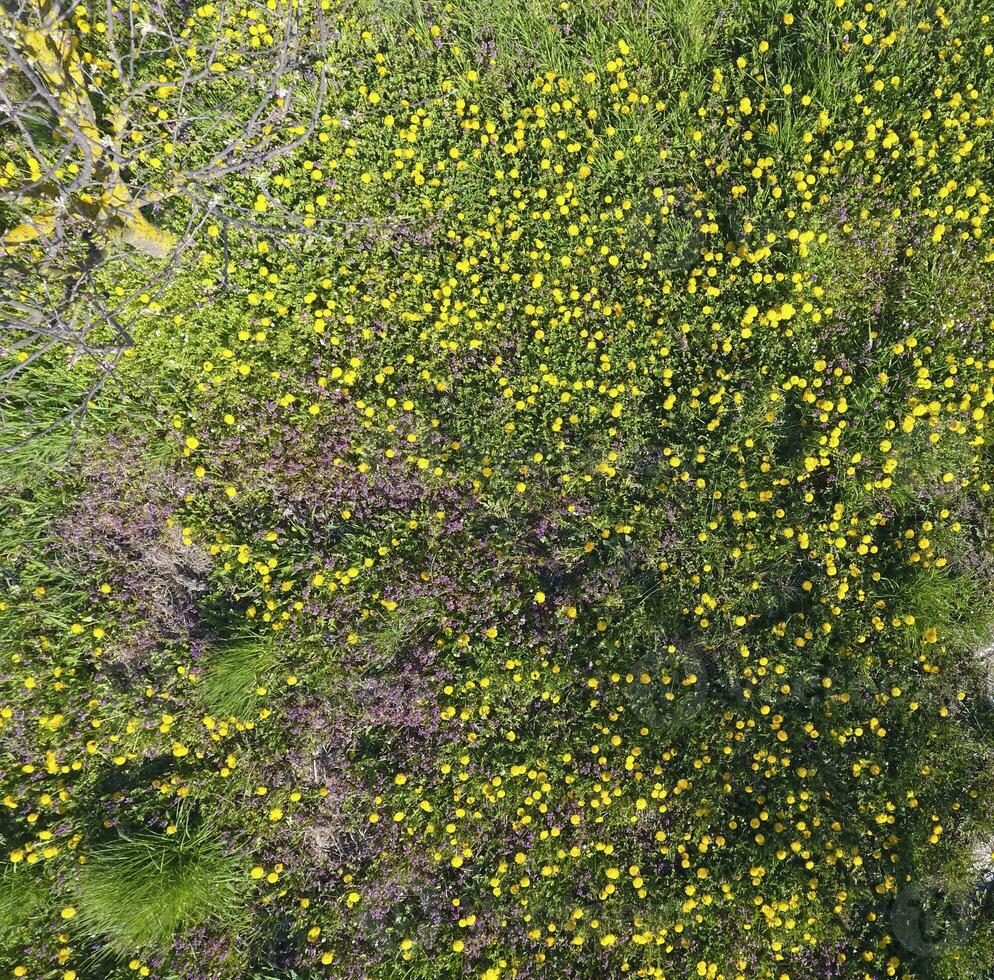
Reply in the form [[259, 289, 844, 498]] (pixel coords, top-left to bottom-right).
[[894, 567, 994, 652], [3, 1, 994, 977], [0, 866, 46, 942], [73, 818, 243, 955], [197, 635, 274, 719]]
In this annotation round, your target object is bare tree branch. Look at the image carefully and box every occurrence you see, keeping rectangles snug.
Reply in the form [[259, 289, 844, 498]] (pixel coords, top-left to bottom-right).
[[0, 0, 331, 450]]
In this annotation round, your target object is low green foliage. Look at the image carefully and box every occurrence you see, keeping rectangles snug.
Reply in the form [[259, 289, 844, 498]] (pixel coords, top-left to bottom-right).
[[4, 0, 994, 977]]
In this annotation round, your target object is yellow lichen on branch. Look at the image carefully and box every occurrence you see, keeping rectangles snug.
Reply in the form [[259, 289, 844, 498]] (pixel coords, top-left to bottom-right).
[[2, 10, 176, 260], [0, 213, 57, 254]]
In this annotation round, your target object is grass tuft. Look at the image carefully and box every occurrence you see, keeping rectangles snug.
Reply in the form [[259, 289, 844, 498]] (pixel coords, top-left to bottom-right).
[[198, 635, 273, 719], [73, 818, 242, 954]]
